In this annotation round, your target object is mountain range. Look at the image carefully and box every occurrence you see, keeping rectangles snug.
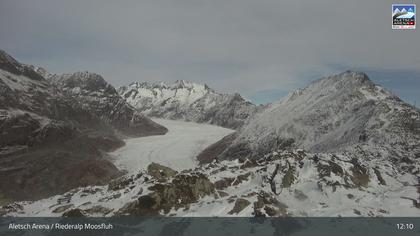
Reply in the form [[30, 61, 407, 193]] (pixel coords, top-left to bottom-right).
[[1, 49, 419, 217], [119, 80, 260, 129]]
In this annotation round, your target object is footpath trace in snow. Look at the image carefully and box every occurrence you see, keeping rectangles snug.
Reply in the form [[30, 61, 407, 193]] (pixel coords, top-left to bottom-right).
[[110, 119, 234, 173]]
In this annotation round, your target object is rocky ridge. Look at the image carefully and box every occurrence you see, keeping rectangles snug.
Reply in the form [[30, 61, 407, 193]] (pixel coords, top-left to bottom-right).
[[118, 80, 260, 129], [201, 71, 420, 166], [48, 72, 167, 137], [0, 50, 166, 202]]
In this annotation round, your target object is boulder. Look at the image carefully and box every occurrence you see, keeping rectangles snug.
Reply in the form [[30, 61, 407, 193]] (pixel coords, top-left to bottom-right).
[[118, 172, 215, 215], [147, 162, 178, 180], [62, 208, 86, 217], [228, 198, 250, 215]]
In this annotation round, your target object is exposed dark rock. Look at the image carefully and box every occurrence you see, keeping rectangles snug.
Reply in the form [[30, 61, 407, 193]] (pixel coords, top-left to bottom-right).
[[118, 195, 160, 216], [213, 173, 251, 191], [52, 204, 74, 213], [0, 203, 23, 216], [0, 50, 44, 81], [240, 158, 259, 169], [0, 146, 121, 201], [353, 209, 362, 215], [293, 189, 308, 201], [373, 168, 387, 185], [196, 133, 237, 164], [147, 162, 178, 180], [98, 193, 121, 202], [119, 172, 215, 215], [253, 191, 288, 216], [84, 205, 113, 216], [108, 176, 134, 191], [350, 158, 370, 188], [217, 191, 229, 197], [269, 164, 281, 194], [214, 178, 235, 190], [281, 164, 296, 188], [62, 208, 86, 217], [232, 172, 251, 186], [228, 198, 250, 215]]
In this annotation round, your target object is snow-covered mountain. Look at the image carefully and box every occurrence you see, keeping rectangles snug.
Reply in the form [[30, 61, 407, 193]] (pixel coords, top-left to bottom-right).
[[0, 50, 165, 204], [48, 72, 168, 137], [118, 80, 259, 129], [203, 71, 420, 164], [0, 50, 124, 203]]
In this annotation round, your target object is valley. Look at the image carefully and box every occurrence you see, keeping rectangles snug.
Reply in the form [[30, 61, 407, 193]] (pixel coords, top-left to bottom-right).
[[110, 119, 234, 173]]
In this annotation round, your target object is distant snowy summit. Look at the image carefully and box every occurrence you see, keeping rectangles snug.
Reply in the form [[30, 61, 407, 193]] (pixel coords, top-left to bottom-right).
[[119, 80, 260, 129]]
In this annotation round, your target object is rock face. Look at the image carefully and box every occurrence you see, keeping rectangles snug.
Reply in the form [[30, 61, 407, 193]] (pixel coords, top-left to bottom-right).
[[118, 80, 259, 129], [118, 172, 215, 216], [204, 71, 420, 162], [0, 50, 44, 81], [0, 50, 123, 201], [48, 72, 168, 137]]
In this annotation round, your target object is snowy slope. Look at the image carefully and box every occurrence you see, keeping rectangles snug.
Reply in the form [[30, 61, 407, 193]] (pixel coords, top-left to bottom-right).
[[118, 80, 259, 129], [0, 50, 124, 202], [215, 71, 420, 163], [110, 119, 234, 173]]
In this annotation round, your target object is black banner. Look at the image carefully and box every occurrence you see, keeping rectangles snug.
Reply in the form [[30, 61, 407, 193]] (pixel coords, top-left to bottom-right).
[[1, 217, 420, 236]]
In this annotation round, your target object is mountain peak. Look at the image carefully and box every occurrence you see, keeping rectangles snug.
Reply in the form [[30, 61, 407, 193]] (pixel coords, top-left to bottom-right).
[[23, 64, 51, 78], [215, 70, 419, 163], [0, 50, 20, 67], [280, 71, 376, 106], [69, 71, 103, 80], [339, 70, 370, 82], [49, 71, 116, 95], [0, 49, 45, 81], [171, 79, 212, 92], [316, 70, 372, 86]]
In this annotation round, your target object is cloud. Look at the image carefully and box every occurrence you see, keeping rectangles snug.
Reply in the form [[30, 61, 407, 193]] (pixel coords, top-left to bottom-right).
[[0, 0, 419, 104]]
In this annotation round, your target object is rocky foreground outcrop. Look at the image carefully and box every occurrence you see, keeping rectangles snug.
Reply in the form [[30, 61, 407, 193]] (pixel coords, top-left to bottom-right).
[[4, 149, 419, 217], [117, 172, 215, 216]]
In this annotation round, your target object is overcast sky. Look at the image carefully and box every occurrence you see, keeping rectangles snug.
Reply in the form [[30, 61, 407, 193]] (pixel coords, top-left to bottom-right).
[[0, 0, 419, 105]]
